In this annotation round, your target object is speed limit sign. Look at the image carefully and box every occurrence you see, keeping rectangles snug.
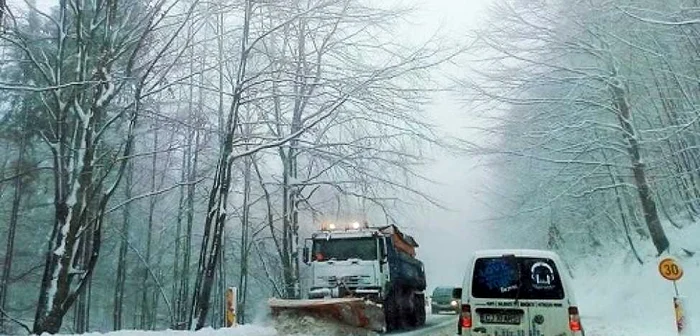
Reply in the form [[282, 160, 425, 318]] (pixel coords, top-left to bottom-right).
[[659, 258, 684, 281]]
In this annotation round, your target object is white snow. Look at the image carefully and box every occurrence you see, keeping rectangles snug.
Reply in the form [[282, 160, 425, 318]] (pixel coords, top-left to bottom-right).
[[95, 67, 116, 108], [574, 223, 700, 336], [270, 310, 379, 336], [32, 326, 278, 336], [16, 224, 700, 336]]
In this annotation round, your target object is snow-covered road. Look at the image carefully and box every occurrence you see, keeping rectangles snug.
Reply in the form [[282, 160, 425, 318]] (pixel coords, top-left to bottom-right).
[[389, 314, 455, 336], [5, 312, 688, 336]]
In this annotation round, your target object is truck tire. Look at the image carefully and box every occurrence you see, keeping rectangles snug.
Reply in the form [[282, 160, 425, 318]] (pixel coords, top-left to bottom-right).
[[406, 292, 425, 328], [399, 287, 418, 330], [415, 293, 426, 326], [384, 288, 400, 332]]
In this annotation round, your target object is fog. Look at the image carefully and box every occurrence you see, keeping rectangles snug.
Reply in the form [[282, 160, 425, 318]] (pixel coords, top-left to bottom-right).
[[26, 0, 500, 302], [5, 0, 697, 334], [400, 0, 498, 290], [21, 0, 501, 307]]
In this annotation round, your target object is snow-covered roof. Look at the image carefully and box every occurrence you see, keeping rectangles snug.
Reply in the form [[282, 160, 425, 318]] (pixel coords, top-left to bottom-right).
[[472, 249, 561, 259]]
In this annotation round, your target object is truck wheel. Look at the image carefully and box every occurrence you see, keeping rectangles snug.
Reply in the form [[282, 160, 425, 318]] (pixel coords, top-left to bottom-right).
[[384, 289, 399, 332], [406, 292, 425, 328], [399, 288, 415, 329], [415, 294, 426, 326]]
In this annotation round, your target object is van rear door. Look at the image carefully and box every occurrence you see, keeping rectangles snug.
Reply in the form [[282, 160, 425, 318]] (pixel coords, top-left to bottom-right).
[[470, 256, 529, 335], [470, 256, 569, 336], [518, 258, 569, 336]]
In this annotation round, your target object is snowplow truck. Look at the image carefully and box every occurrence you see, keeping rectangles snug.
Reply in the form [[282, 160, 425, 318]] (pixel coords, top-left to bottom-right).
[[268, 223, 427, 332]]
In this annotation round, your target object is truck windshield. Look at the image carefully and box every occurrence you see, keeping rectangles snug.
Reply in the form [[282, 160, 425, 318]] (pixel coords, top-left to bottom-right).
[[313, 237, 377, 261]]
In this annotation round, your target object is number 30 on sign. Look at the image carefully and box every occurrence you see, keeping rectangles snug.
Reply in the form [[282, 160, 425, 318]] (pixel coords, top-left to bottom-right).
[[659, 258, 684, 281]]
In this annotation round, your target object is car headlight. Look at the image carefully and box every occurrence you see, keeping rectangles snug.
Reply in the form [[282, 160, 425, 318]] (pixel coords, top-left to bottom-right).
[[451, 300, 458, 307]]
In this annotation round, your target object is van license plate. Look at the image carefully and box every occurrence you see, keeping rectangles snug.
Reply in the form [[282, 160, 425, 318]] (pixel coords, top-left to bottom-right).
[[480, 313, 521, 325]]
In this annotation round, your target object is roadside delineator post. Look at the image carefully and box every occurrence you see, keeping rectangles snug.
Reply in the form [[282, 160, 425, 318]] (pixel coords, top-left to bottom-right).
[[225, 287, 238, 327], [658, 257, 692, 335]]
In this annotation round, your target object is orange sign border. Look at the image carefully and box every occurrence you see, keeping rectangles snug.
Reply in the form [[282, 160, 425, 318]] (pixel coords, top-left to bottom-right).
[[658, 257, 684, 281]]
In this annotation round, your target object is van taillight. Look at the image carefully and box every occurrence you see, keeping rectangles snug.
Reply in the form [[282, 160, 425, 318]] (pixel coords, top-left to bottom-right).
[[460, 304, 472, 329], [568, 306, 582, 332]]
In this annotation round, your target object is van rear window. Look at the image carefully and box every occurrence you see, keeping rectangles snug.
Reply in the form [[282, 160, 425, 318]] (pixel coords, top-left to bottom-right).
[[471, 256, 564, 300]]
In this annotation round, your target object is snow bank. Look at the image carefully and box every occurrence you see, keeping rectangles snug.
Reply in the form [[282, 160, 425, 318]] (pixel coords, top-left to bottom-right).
[[18, 311, 376, 336], [573, 223, 700, 336], [271, 311, 377, 336], [31, 326, 277, 336]]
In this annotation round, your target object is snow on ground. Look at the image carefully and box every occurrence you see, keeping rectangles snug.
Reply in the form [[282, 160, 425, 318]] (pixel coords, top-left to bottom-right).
[[20, 315, 458, 336], [8, 224, 698, 336], [270, 311, 376, 336], [574, 222, 700, 336], [27, 312, 379, 336], [32, 326, 278, 336]]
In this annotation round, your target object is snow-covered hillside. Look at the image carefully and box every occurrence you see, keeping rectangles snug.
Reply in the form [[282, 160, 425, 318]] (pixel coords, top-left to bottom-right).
[[575, 223, 699, 336]]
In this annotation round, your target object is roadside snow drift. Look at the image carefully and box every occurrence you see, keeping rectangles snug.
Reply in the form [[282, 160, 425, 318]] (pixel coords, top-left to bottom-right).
[[574, 223, 700, 336], [33, 326, 277, 336]]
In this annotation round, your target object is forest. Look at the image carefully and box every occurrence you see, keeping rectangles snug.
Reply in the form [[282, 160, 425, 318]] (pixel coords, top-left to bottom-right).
[[1, 0, 700, 334]]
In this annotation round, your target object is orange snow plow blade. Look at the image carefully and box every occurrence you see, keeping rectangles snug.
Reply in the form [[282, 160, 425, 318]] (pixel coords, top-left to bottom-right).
[[268, 298, 385, 332]]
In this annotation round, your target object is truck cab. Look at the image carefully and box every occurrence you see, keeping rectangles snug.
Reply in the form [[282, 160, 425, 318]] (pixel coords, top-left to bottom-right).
[[305, 227, 388, 300]]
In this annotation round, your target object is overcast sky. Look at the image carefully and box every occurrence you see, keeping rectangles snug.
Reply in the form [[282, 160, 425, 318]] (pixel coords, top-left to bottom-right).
[[401, 0, 499, 290]]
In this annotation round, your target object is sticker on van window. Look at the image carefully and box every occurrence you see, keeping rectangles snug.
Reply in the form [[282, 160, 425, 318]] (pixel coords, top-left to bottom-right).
[[530, 261, 555, 289], [476, 259, 518, 293]]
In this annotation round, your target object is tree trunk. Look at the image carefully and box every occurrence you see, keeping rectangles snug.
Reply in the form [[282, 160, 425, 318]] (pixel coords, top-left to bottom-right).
[[177, 128, 198, 327], [73, 219, 94, 334], [190, 116, 237, 329], [34, 127, 98, 334], [237, 156, 252, 323], [189, 0, 250, 329], [172, 141, 187, 329], [0, 137, 25, 334], [278, 16, 308, 299], [611, 82, 670, 255], [593, 127, 644, 263], [174, 19, 198, 328], [280, 157, 294, 299], [189, 165, 229, 330], [140, 126, 159, 330], [113, 161, 133, 331]]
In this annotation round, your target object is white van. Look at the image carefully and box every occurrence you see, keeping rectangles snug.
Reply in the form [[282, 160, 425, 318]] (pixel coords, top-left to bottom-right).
[[458, 249, 584, 336]]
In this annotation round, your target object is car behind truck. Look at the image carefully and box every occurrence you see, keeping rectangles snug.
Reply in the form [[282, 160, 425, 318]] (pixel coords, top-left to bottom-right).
[[268, 222, 426, 332]]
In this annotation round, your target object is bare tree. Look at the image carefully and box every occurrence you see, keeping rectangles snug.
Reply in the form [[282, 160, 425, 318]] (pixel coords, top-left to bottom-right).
[[0, 0, 205, 332], [456, 0, 700, 257], [0, 0, 454, 332], [112, 161, 132, 331], [247, 0, 450, 299], [0, 129, 27, 334]]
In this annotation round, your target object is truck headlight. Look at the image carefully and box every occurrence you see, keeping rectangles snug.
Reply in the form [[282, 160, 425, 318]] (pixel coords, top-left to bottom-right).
[[451, 300, 458, 307]]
